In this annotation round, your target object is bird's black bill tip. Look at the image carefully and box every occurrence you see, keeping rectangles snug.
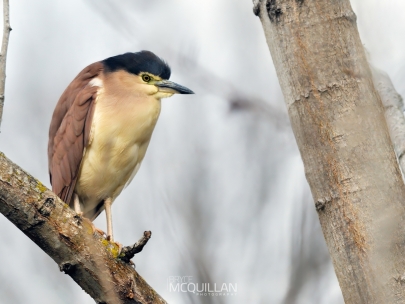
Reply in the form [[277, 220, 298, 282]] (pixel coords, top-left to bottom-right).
[[155, 80, 194, 94], [179, 87, 195, 94]]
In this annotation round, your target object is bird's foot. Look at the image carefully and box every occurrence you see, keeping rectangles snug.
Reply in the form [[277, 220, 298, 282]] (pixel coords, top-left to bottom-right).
[[88, 221, 106, 236], [118, 231, 152, 263], [105, 235, 122, 252]]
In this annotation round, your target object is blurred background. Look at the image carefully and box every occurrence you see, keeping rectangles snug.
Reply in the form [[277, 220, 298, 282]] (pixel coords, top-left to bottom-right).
[[0, 1, 404, 303]]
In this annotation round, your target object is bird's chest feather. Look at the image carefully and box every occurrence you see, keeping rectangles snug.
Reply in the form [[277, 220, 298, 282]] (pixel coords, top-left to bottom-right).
[[76, 92, 161, 201]]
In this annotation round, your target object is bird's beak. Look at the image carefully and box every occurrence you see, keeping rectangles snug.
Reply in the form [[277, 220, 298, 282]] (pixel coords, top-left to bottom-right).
[[155, 80, 194, 94]]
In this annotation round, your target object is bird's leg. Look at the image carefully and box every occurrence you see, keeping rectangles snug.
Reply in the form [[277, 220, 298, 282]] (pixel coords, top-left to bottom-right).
[[105, 197, 114, 242], [73, 193, 83, 216], [104, 198, 123, 254], [75, 194, 105, 236]]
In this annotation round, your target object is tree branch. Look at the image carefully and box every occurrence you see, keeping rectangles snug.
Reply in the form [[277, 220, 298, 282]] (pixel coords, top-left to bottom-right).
[[371, 65, 405, 173], [0, 152, 167, 304], [0, 0, 11, 131]]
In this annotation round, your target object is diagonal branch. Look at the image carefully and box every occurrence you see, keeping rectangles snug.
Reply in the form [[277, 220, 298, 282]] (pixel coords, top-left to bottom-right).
[[0, 0, 11, 131], [0, 152, 167, 304]]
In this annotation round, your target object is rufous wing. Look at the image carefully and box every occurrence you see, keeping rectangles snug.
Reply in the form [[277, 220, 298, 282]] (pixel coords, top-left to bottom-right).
[[48, 62, 103, 205]]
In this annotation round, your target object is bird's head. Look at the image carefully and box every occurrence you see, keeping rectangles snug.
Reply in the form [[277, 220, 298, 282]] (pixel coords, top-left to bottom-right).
[[102, 51, 194, 99]]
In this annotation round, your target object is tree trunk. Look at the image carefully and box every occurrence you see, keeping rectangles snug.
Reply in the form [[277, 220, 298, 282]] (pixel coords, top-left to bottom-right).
[[254, 0, 405, 302]]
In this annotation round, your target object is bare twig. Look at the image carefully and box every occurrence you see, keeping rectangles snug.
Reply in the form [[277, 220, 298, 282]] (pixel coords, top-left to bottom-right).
[[0, 152, 166, 304], [0, 0, 11, 131], [119, 231, 152, 263], [371, 65, 405, 173]]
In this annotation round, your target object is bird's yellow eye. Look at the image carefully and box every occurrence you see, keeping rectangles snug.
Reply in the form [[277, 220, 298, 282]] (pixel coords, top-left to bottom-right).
[[142, 74, 151, 82]]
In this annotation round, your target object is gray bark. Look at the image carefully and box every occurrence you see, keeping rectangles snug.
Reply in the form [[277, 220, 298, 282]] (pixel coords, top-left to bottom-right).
[[371, 66, 405, 174], [254, 0, 405, 303], [0, 0, 11, 131], [0, 152, 166, 304]]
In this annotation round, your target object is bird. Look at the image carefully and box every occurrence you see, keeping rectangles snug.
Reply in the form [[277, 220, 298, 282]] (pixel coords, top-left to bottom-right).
[[48, 51, 194, 242]]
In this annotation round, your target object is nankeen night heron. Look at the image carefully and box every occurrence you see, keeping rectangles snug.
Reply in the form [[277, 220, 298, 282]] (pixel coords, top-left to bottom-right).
[[48, 51, 194, 241]]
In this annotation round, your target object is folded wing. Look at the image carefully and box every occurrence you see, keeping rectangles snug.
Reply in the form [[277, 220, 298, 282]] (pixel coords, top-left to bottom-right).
[[48, 62, 103, 206]]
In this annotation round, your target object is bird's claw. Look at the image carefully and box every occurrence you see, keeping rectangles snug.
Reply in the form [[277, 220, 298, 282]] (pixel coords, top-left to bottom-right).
[[129, 260, 136, 268], [114, 241, 123, 255], [88, 221, 106, 236], [95, 227, 106, 236]]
